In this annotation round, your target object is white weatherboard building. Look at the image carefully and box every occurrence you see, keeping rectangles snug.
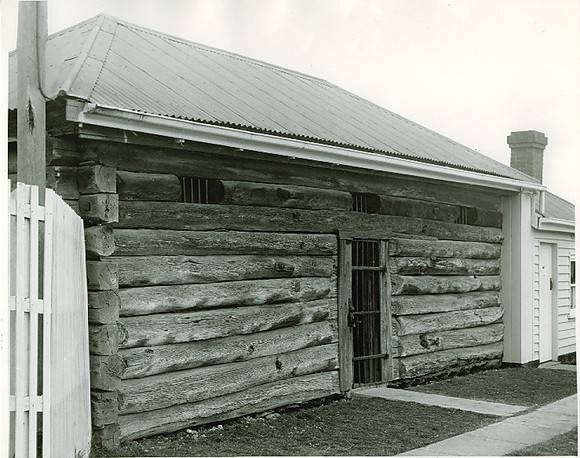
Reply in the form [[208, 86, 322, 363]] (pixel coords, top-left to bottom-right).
[[505, 131, 575, 364]]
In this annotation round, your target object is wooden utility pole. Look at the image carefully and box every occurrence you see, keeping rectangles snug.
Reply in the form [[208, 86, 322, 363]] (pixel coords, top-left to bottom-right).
[[17, 0, 48, 200]]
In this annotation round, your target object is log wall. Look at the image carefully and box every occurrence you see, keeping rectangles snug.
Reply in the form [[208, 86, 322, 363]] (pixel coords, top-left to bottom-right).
[[75, 138, 505, 444]]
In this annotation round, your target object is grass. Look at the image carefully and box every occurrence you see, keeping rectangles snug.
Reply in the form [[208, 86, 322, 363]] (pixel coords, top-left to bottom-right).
[[509, 428, 578, 456], [93, 396, 497, 456], [408, 367, 577, 407]]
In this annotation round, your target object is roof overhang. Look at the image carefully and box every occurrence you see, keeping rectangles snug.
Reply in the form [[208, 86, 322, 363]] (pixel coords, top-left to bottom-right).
[[68, 101, 546, 193], [536, 217, 575, 234]]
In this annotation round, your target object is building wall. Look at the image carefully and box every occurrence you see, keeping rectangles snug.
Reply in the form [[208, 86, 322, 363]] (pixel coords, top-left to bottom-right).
[[10, 135, 508, 444], [532, 231, 576, 359]]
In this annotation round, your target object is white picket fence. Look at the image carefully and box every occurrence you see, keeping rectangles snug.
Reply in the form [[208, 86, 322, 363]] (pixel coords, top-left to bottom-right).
[[9, 183, 91, 457]]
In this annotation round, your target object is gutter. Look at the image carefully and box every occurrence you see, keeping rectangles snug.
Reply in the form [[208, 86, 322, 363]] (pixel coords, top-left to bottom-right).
[[71, 102, 546, 193], [536, 217, 575, 234]]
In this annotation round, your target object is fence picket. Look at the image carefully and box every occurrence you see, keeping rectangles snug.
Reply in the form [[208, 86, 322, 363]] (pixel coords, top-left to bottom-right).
[[14, 183, 30, 457], [28, 186, 39, 456], [42, 189, 53, 458]]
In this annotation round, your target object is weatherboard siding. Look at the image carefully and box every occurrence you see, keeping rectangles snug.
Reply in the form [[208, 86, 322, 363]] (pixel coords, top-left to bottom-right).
[[532, 233, 575, 361]]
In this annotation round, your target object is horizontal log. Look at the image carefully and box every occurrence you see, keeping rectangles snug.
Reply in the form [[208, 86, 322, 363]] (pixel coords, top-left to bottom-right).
[[89, 324, 120, 356], [109, 255, 336, 287], [87, 261, 118, 291], [64, 199, 79, 214], [391, 275, 501, 295], [85, 225, 115, 258], [78, 165, 116, 194], [47, 137, 80, 165], [463, 207, 502, 228], [92, 391, 119, 427], [389, 239, 501, 259], [82, 140, 503, 210], [91, 354, 126, 390], [46, 166, 78, 199], [118, 370, 339, 440], [392, 291, 501, 315], [375, 195, 460, 222], [118, 298, 334, 348], [120, 320, 337, 379], [79, 194, 119, 225], [389, 257, 500, 276], [220, 180, 352, 211], [113, 229, 338, 256], [117, 202, 503, 243], [395, 323, 504, 357], [394, 306, 504, 336], [397, 342, 503, 379], [117, 170, 182, 201], [119, 344, 338, 414], [119, 276, 336, 316], [88, 290, 120, 325]]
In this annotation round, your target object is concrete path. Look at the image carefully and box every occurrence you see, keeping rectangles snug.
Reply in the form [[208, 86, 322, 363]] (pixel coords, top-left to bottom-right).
[[397, 394, 578, 456], [539, 361, 576, 372], [354, 387, 527, 417]]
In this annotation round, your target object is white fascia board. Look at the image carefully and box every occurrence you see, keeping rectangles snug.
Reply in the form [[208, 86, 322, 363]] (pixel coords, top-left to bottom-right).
[[537, 217, 576, 233], [71, 102, 546, 193]]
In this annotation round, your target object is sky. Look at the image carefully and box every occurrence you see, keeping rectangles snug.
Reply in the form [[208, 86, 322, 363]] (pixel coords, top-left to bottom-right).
[[2, 0, 579, 203]]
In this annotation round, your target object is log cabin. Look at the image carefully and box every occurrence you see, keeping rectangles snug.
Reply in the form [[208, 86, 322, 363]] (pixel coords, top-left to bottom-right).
[[7, 14, 560, 448]]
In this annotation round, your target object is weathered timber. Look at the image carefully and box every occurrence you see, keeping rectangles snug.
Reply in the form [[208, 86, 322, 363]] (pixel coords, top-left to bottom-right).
[[85, 225, 115, 258], [338, 239, 353, 391], [78, 164, 116, 194], [464, 207, 502, 228], [397, 342, 503, 379], [120, 320, 337, 379], [391, 275, 501, 295], [113, 229, 338, 256], [118, 371, 339, 440], [88, 290, 120, 324], [93, 424, 121, 451], [116, 170, 181, 201], [47, 137, 79, 165], [118, 299, 334, 348], [87, 261, 119, 291], [91, 391, 119, 427], [389, 239, 501, 259], [389, 257, 500, 276], [81, 140, 503, 210], [119, 344, 338, 414], [376, 195, 459, 222], [220, 180, 352, 211], [117, 202, 503, 243], [393, 306, 503, 336], [79, 193, 119, 225], [395, 323, 504, 357], [89, 324, 120, 355], [391, 291, 501, 315], [46, 166, 78, 199], [119, 277, 336, 316], [91, 354, 126, 390], [108, 255, 336, 287]]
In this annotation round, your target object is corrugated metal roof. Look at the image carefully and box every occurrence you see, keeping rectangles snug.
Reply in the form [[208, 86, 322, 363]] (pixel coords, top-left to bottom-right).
[[8, 14, 536, 181], [544, 192, 575, 222]]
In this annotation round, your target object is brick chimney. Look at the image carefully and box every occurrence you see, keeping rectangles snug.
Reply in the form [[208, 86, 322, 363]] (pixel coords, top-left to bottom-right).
[[507, 130, 548, 183]]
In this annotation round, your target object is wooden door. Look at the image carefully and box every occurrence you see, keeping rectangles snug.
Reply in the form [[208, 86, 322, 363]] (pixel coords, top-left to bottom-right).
[[539, 243, 555, 362], [338, 238, 392, 390]]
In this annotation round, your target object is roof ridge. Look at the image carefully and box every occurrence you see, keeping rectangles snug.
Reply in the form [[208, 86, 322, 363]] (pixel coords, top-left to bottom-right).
[[106, 14, 331, 85]]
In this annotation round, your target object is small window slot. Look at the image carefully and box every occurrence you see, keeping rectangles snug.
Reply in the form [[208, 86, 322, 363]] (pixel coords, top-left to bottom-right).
[[180, 177, 224, 204], [351, 192, 380, 213]]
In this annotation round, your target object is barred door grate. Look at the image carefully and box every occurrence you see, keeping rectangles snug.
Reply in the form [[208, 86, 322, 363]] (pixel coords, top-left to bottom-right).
[[351, 240, 384, 386]]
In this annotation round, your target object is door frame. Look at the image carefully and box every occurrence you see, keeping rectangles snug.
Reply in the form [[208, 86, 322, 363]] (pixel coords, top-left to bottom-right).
[[338, 237, 393, 391], [538, 242, 558, 362]]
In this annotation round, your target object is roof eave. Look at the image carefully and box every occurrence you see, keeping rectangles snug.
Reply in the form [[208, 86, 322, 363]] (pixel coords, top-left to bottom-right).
[[69, 101, 546, 193]]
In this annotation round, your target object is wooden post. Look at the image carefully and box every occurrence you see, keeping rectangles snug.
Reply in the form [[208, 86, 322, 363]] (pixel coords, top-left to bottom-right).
[[17, 1, 47, 199]]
